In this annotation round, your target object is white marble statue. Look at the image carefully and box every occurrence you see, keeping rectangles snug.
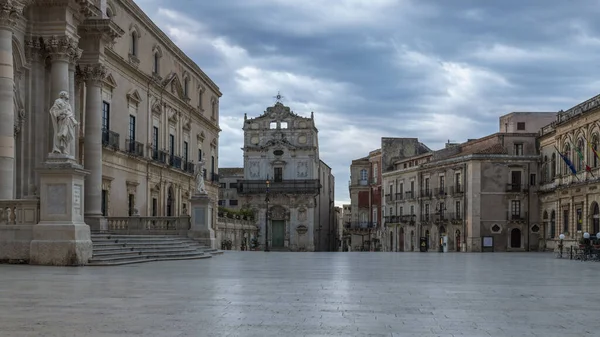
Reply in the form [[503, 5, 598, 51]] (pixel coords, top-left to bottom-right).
[[50, 91, 78, 155], [195, 160, 206, 194]]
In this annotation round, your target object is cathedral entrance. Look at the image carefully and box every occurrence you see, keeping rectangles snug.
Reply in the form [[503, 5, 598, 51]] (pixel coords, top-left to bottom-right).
[[272, 220, 285, 248]]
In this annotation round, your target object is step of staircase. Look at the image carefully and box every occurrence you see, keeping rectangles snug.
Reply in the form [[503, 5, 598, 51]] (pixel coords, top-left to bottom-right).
[[89, 233, 222, 266]]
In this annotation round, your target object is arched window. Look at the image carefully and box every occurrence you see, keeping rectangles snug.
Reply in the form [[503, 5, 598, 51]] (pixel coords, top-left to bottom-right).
[[551, 153, 556, 178], [577, 138, 584, 171], [153, 52, 159, 74], [131, 32, 137, 56]]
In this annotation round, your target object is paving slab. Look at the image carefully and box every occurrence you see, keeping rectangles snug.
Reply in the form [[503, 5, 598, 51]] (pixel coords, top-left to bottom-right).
[[0, 252, 599, 336]]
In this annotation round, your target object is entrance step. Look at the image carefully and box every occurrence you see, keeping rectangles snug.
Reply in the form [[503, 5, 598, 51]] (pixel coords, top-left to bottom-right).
[[89, 233, 222, 266]]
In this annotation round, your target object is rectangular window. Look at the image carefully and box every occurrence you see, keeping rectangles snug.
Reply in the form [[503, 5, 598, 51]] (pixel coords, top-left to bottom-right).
[[198, 149, 202, 162], [410, 181, 414, 196], [101, 190, 108, 216], [517, 122, 526, 130], [410, 205, 414, 216], [455, 173, 461, 192], [229, 200, 238, 206], [576, 208, 582, 231], [152, 198, 157, 216], [425, 177, 429, 193], [218, 200, 225, 206], [439, 175, 445, 191], [102, 101, 110, 130], [455, 201, 461, 219], [274, 167, 283, 182], [511, 200, 521, 218], [399, 206, 403, 216], [530, 173, 536, 186], [152, 126, 159, 151], [425, 204, 430, 221], [183, 141, 189, 163], [563, 209, 569, 233], [511, 171, 522, 188], [229, 182, 238, 189], [169, 134, 175, 155], [373, 208, 377, 225], [514, 143, 523, 156], [128, 115, 136, 141]]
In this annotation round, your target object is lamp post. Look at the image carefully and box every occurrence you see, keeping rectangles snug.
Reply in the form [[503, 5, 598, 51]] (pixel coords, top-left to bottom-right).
[[265, 178, 270, 252]]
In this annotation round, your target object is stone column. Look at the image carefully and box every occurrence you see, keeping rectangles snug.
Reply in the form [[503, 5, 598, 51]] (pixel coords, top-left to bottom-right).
[[81, 63, 107, 231], [0, 2, 21, 200]]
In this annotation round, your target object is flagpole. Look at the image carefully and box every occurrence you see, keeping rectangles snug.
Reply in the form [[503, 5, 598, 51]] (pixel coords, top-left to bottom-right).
[[553, 145, 580, 181], [581, 135, 596, 178]]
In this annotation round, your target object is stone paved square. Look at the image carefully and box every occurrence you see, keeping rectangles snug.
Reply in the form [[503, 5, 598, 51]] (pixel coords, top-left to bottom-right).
[[1, 252, 599, 337]]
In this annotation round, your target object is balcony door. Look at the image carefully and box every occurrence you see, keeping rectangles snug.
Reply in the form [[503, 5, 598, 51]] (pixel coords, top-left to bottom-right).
[[272, 220, 285, 248], [274, 167, 283, 182], [511, 171, 522, 188]]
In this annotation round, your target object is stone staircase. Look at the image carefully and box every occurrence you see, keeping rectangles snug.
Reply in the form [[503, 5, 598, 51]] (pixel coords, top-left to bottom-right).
[[89, 233, 223, 266]]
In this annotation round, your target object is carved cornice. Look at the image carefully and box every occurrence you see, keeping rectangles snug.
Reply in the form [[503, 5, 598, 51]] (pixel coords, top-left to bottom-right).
[[0, 0, 28, 29], [78, 18, 125, 47], [78, 63, 107, 85]]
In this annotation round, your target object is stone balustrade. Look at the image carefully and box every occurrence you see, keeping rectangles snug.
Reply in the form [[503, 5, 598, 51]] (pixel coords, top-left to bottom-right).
[[215, 216, 258, 251], [106, 216, 191, 235], [0, 199, 39, 226]]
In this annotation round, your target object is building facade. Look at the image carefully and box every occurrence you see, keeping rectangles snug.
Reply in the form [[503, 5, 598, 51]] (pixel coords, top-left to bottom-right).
[[0, 0, 221, 262], [236, 101, 334, 251], [381, 113, 555, 252], [538, 95, 600, 249], [218, 167, 244, 210]]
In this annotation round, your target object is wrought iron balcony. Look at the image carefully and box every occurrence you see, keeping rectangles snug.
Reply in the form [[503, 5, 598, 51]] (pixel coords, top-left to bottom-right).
[[125, 139, 144, 157], [404, 191, 415, 199], [434, 187, 447, 197], [384, 215, 401, 224], [182, 161, 195, 174], [385, 193, 393, 203], [152, 149, 167, 164], [169, 155, 182, 169], [450, 185, 463, 194], [210, 172, 219, 182], [237, 179, 320, 195], [101, 129, 119, 150], [420, 189, 432, 198], [507, 211, 528, 221]]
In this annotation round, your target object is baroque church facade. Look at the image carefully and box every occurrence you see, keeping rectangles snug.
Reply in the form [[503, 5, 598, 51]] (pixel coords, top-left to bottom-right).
[[237, 101, 335, 251], [0, 0, 220, 262]]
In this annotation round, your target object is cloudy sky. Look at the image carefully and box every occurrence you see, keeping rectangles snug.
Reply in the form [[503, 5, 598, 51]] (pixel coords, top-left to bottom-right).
[[136, 0, 600, 206]]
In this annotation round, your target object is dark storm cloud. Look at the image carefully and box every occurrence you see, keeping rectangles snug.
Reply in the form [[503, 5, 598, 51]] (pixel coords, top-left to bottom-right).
[[135, 0, 600, 205]]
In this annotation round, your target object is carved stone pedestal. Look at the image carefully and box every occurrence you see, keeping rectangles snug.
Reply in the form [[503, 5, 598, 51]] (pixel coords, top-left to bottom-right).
[[188, 193, 216, 249], [29, 155, 92, 266]]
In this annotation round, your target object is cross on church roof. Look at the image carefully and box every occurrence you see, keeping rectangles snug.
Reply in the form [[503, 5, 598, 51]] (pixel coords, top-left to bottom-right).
[[274, 91, 284, 103]]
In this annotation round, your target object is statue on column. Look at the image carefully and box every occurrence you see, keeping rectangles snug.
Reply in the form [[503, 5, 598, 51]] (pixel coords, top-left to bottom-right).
[[195, 160, 207, 194], [49, 91, 78, 156]]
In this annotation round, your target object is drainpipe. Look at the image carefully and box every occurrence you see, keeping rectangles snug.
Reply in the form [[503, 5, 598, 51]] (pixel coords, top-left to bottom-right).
[[527, 162, 531, 251], [463, 162, 467, 252]]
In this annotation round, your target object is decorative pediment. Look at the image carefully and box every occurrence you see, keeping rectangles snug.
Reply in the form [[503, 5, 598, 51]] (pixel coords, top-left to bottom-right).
[[270, 159, 287, 166], [126, 89, 142, 106], [210, 138, 217, 147], [103, 73, 117, 90], [163, 72, 185, 100], [197, 131, 205, 142], [182, 116, 191, 131], [260, 138, 297, 150]]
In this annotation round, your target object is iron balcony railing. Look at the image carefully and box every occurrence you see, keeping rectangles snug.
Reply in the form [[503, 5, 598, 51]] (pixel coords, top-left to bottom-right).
[[434, 187, 447, 197], [450, 185, 463, 195], [169, 155, 182, 169], [237, 179, 320, 194], [101, 129, 119, 150], [421, 189, 432, 198], [385, 194, 393, 203], [384, 215, 402, 223], [182, 161, 195, 174], [344, 221, 375, 229], [152, 149, 168, 164], [404, 191, 415, 199], [125, 139, 144, 157], [395, 192, 404, 201]]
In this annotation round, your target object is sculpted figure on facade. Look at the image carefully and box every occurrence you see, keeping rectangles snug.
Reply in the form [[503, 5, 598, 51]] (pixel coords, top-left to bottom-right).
[[195, 160, 207, 194], [50, 91, 78, 156]]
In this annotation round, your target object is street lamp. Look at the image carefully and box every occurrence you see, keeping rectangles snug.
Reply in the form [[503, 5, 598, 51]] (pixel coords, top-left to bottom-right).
[[265, 178, 270, 252]]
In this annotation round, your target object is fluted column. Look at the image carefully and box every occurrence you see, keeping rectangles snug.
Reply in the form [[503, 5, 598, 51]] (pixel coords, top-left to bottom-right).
[[81, 64, 106, 222], [0, 1, 26, 200]]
